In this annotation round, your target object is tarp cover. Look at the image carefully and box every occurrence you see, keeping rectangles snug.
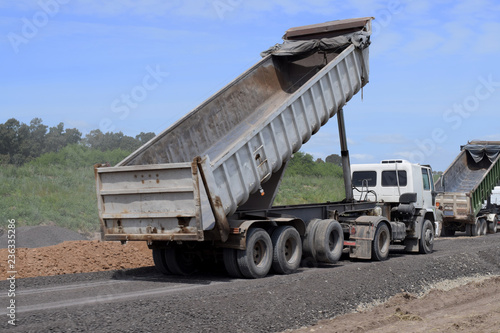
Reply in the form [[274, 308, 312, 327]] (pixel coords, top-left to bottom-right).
[[464, 144, 500, 163], [260, 31, 371, 57]]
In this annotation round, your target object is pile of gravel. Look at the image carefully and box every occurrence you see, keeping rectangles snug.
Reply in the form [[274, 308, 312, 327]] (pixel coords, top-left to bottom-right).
[[0, 225, 87, 248]]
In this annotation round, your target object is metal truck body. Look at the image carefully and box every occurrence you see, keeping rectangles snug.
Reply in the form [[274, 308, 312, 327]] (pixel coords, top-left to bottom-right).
[[435, 141, 500, 236], [95, 17, 435, 278]]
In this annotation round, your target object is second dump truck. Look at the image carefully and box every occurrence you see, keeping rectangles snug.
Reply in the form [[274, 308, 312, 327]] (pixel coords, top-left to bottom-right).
[[95, 17, 436, 279], [435, 141, 500, 236]]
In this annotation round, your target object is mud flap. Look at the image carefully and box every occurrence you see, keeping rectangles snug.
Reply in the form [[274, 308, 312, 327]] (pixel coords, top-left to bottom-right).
[[348, 224, 373, 259]]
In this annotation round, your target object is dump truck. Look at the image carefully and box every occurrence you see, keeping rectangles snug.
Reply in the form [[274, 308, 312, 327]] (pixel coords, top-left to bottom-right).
[[95, 17, 435, 279], [435, 141, 500, 236]]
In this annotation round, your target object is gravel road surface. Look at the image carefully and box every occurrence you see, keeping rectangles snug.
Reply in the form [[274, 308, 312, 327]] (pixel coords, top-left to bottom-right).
[[1, 233, 499, 332]]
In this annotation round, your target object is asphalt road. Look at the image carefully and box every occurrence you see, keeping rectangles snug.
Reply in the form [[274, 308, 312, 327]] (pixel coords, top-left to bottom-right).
[[2, 233, 500, 332]]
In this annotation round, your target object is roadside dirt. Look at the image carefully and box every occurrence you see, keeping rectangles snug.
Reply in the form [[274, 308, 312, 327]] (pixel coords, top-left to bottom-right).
[[0, 240, 153, 280], [290, 275, 500, 333]]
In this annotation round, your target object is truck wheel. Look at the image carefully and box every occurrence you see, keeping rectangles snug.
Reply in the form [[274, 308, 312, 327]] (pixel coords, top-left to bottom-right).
[[466, 219, 479, 237], [419, 220, 434, 254], [479, 218, 487, 236], [271, 226, 302, 274], [488, 216, 498, 234], [152, 248, 171, 275], [237, 228, 273, 279], [165, 246, 198, 276], [372, 223, 390, 261], [223, 248, 243, 278], [314, 220, 344, 264], [302, 219, 321, 261]]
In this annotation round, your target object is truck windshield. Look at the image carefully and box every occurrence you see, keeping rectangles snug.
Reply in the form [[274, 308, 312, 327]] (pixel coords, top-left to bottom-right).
[[352, 171, 377, 187], [382, 170, 407, 187]]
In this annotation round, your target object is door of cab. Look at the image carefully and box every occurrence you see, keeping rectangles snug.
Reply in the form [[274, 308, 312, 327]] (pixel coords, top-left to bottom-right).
[[421, 167, 434, 209]]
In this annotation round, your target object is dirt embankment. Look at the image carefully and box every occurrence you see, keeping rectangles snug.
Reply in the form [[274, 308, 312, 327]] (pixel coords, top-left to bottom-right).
[[289, 275, 500, 333], [0, 240, 152, 280]]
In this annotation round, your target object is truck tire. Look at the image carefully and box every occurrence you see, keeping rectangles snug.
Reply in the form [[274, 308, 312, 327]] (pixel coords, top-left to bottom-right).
[[372, 223, 390, 261], [419, 220, 434, 254], [237, 228, 273, 279], [223, 248, 244, 278], [152, 248, 171, 275], [465, 219, 479, 237], [302, 219, 321, 261], [165, 246, 198, 276], [271, 226, 302, 274], [314, 220, 344, 264], [488, 216, 498, 234], [479, 218, 487, 236]]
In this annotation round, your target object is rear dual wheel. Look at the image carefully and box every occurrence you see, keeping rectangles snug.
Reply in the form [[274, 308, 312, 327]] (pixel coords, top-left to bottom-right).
[[271, 226, 302, 274], [303, 219, 344, 264], [466, 219, 480, 237], [152, 248, 171, 274], [224, 226, 304, 278], [236, 228, 273, 279], [152, 245, 198, 276]]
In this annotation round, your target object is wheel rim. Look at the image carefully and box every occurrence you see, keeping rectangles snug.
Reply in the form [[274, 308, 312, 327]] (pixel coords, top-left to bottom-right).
[[425, 228, 433, 247], [284, 238, 293, 262], [253, 240, 266, 266], [328, 232, 336, 252]]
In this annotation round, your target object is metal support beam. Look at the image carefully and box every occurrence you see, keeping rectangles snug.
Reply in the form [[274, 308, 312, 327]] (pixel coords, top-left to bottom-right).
[[337, 109, 354, 201]]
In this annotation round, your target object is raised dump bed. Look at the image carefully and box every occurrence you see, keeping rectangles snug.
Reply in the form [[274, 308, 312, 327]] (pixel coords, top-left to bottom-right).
[[436, 141, 500, 235], [95, 18, 372, 242]]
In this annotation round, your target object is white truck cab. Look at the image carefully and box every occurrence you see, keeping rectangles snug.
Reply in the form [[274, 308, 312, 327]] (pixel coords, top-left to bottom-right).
[[351, 160, 435, 211]]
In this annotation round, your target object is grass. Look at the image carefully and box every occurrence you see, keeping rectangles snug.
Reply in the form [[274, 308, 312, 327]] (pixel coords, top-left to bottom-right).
[[274, 174, 346, 205], [0, 145, 131, 235]]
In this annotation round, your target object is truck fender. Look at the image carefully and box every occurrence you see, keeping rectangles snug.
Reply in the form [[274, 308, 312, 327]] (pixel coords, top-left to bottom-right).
[[348, 216, 390, 260], [354, 215, 391, 231], [224, 217, 305, 250], [486, 213, 497, 223]]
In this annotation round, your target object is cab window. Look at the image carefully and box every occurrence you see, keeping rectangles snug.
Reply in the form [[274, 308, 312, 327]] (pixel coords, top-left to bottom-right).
[[422, 168, 431, 190], [352, 171, 377, 187], [382, 170, 407, 187]]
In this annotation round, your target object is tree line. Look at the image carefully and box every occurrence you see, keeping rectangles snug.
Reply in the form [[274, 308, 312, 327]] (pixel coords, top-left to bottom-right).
[[0, 118, 155, 165]]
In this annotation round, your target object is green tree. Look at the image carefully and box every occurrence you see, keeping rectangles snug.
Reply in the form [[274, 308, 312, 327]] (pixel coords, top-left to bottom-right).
[[136, 132, 155, 144], [325, 153, 342, 166]]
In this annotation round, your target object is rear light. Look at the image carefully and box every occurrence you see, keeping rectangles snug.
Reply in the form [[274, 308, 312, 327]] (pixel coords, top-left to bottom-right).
[[350, 226, 356, 235]]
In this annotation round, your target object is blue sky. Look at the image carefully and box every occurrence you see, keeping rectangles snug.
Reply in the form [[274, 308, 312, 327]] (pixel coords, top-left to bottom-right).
[[2, 0, 500, 171]]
